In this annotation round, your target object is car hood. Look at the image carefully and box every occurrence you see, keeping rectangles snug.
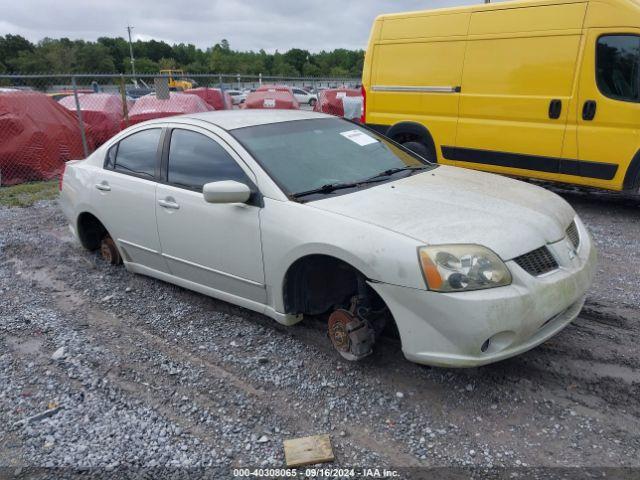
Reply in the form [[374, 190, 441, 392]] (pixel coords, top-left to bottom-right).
[[308, 165, 575, 260]]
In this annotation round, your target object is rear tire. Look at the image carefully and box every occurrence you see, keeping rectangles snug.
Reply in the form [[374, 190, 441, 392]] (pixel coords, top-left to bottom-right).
[[100, 237, 122, 266], [403, 141, 435, 163], [309, 98, 317, 107]]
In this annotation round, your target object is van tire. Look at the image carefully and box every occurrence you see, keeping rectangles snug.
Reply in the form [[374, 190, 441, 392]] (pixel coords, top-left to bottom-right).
[[403, 141, 435, 162]]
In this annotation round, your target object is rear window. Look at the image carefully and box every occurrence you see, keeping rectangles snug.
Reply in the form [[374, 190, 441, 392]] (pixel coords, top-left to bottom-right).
[[110, 128, 161, 179], [596, 35, 640, 102]]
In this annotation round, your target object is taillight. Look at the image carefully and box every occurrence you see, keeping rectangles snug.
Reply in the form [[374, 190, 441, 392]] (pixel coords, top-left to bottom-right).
[[59, 162, 66, 191], [360, 85, 366, 124]]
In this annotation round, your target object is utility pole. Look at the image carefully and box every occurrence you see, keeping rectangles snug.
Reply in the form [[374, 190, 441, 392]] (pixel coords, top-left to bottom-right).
[[126, 25, 136, 79]]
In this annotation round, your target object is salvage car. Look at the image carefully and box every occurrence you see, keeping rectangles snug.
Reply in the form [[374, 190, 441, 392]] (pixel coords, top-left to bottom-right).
[[59, 110, 597, 367]]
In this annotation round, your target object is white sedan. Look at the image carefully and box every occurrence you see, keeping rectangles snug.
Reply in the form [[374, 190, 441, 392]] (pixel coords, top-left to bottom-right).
[[225, 90, 246, 105], [59, 110, 596, 367], [292, 88, 318, 106]]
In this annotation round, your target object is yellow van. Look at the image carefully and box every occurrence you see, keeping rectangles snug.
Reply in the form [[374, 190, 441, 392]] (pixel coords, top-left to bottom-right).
[[362, 0, 640, 193]]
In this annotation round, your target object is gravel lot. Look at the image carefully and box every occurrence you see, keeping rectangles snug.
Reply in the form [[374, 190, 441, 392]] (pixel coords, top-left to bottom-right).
[[0, 187, 639, 478]]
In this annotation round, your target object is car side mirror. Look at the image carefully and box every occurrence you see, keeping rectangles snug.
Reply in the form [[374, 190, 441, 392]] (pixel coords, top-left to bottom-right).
[[203, 181, 251, 204]]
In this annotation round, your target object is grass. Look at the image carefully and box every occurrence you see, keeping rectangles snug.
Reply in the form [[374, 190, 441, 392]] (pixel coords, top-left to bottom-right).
[[0, 180, 59, 208]]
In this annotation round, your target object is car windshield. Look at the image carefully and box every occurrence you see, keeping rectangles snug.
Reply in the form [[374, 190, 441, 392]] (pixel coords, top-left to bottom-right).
[[231, 118, 435, 198]]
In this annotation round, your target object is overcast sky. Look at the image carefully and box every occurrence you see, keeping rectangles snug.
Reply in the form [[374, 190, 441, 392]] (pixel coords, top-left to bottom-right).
[[1, 0, 481, 52]]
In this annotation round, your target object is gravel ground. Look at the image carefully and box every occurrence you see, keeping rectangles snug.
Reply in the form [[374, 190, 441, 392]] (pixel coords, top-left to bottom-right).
[[0, 189, 639, 479]]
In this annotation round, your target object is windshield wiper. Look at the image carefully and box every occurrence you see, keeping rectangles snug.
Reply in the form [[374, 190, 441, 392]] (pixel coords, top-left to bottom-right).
[[360, 165, 430, 183], [292, 182, 360, 199], [292, 166, 430, 199]]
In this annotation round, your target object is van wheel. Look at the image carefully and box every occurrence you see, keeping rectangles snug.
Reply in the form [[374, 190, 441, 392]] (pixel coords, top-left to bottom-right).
[[403, 141, 435, 162], [100, 237, 122, 266]]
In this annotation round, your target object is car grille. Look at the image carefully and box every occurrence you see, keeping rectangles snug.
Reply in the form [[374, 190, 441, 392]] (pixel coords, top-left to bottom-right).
[[566, 221, 580, 249], [514, 246, 559, 276]]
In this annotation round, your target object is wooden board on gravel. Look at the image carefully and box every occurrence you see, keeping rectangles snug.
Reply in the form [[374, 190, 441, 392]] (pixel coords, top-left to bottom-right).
[[283, 434, 334, 467]]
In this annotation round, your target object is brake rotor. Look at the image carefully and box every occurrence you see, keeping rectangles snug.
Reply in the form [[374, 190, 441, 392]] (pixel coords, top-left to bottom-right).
[[328, 308, 375, 361]]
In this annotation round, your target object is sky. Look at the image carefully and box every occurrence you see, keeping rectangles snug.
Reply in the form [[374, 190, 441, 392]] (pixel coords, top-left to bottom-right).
[[0, 0, 481, 52]]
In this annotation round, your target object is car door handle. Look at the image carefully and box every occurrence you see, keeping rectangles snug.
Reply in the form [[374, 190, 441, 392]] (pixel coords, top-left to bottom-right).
[[548, 99, 562, 119], [582, 100, 597, 121], [158, 199, 180, 210], [95, 183, 111, 191]]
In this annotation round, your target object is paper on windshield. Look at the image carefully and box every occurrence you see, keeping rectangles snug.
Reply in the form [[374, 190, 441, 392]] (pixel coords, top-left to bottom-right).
[[340, 129, 378, 147]]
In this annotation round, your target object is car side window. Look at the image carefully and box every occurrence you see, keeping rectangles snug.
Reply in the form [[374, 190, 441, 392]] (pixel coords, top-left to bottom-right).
[[110, 129, 161, 179], [167, 129, 250, 191], [596, 34, 640, 102], [293, 89, 304, 95]]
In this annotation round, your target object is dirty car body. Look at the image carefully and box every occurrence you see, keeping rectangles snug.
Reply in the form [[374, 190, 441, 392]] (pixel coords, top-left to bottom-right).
[[59, 110, 596, 368]]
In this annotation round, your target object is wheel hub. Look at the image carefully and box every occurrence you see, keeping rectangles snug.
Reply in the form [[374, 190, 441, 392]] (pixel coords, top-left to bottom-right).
[[100, 237, 122, 265]]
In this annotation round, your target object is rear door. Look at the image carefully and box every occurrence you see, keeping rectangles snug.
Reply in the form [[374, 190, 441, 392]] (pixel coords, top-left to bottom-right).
[[91, 127, 167, 272], [575, 30, 640, 189], [155, 126, 266, 303]]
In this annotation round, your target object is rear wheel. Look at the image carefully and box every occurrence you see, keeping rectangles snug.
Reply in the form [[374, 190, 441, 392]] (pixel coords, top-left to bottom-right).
[[309, 98, 317, 107], [403, 141, 435, 162], [100, 236, 122, 265]]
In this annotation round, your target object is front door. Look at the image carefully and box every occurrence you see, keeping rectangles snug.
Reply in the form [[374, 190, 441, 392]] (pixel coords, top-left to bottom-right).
[[155, 126, 266, 303], [576, 29, 640, 190]]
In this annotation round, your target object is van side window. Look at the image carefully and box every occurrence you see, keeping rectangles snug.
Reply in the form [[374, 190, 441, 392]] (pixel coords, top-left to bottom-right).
[[596, 35, 640, 102]]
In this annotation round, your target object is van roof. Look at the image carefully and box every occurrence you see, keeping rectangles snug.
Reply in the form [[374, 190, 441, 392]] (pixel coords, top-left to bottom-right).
[[376, 0, 633, 20]]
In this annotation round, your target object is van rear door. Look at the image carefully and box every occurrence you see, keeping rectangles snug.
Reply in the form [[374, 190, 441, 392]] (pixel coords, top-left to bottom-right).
[[448, 3, 586, 180]]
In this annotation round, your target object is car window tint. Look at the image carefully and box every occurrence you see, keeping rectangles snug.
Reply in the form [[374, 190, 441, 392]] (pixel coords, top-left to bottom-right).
[[114, 129, 161, 178], [597, 35, 640, 102], [168, 129, 249, 191]]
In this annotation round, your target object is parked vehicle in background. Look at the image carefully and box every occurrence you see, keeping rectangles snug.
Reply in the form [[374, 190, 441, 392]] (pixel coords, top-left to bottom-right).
[[185, 87, 233, 110], [59, 93, 133, 146], [244, 90, 299, 110], [0, 91, 86, 185], [314, 88, 363, 119], [124, 92, 212, 127], [226, 90, 247, 105], [159, 70, 195, 90], [292, 87, 318, 106], [363, 0, 640, 195], [256, 85, 292, 93], [59, 110, 596, 367]]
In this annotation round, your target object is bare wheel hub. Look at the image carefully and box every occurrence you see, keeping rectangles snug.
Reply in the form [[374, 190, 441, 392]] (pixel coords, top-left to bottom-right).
[[100, 237, 122, 265], [328, 308, 375, 361]]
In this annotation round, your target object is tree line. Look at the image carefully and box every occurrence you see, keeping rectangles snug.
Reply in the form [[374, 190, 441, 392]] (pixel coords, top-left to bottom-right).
[[0, 35, 364, 77]]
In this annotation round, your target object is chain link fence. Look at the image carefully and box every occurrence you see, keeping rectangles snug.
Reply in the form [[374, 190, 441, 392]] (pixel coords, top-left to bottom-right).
[[0, 73, 360, 186]]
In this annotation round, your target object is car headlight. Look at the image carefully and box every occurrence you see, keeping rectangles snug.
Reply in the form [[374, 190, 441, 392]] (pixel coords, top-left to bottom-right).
[[418, 245, 512, 292]]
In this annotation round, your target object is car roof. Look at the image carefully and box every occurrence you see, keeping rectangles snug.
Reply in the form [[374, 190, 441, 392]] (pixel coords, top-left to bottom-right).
[[177, 109, 331, 131]]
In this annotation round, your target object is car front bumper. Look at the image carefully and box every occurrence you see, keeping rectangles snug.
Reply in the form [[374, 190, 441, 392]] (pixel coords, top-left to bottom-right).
[[370, 218, 597, 368]]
